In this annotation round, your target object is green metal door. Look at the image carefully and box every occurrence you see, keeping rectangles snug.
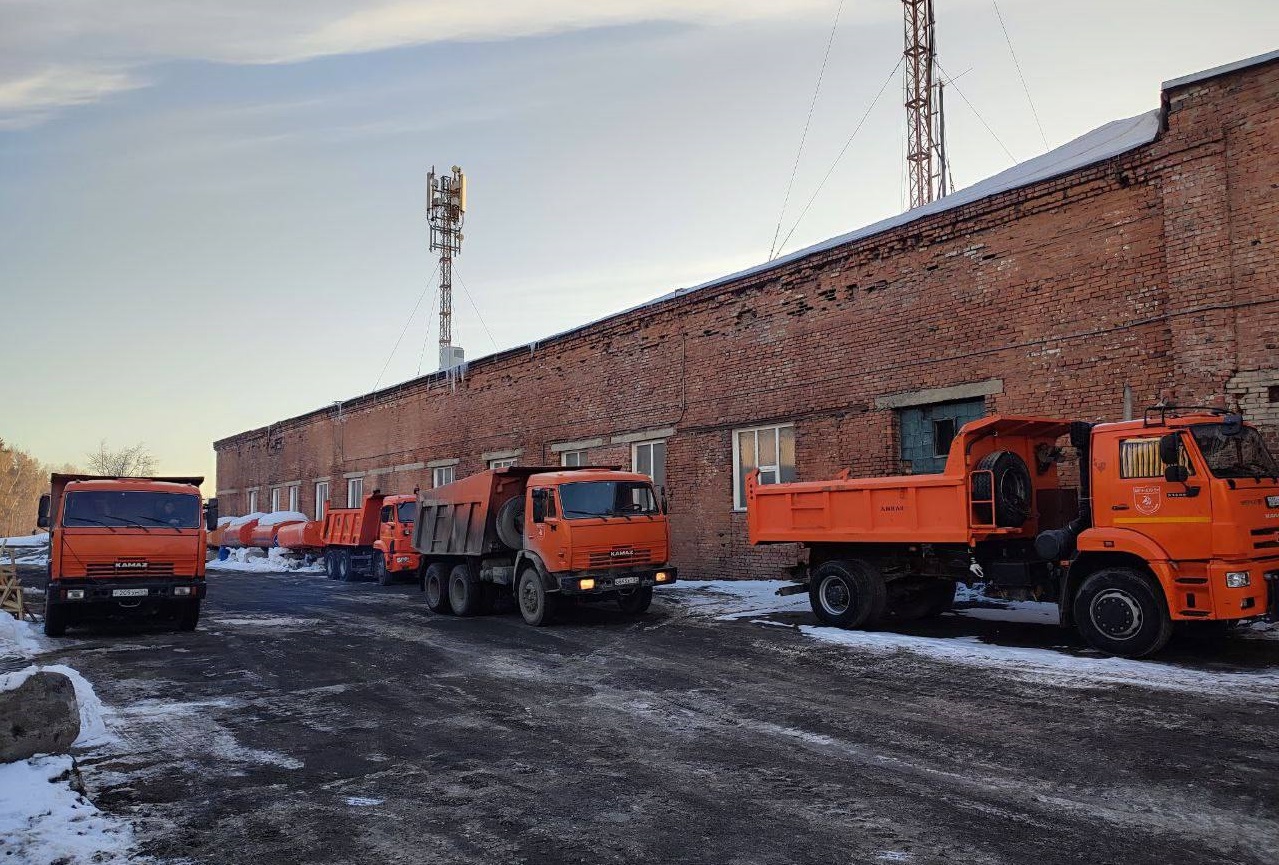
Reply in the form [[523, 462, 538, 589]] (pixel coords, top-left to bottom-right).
[[898, 398, 986, 474]]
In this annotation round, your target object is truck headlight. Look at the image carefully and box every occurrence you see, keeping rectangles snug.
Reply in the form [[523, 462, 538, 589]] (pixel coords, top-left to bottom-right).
[[65, 589, 85, 600], [579, 578, 596, 591], [655, 571, 670, 583], [1225, 571, 1250, 588], [174, 586, 192, 596]]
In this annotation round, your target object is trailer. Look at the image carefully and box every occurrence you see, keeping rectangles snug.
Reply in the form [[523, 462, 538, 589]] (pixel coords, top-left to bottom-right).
[[412, 466, 677, 626], [748, 411, 1279, 657]]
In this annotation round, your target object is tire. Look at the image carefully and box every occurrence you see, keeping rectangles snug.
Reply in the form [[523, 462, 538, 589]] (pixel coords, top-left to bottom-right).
[[495, 497, 525, 550], [808, 559, 888, 629], [374, 552, 393, 586], [517, 567, 558, 626], [176, 600, 200, 632], [424, 563, 452, 614], [448, 563, 483, 616], [324, 550, 337, 579], [43, 598, 68, 637], [971, 450, 1033, 528], [889, 580, 955, 621], [335, 550, 355, 583], [617, 586, 653, 615], [1073, 567, 1173, 658]]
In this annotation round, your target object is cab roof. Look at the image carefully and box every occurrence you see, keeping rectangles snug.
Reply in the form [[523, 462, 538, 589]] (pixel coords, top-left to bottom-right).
[[61, 475, 203, 493]]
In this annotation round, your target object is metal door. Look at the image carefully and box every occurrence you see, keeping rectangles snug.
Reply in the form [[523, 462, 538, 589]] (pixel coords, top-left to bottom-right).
[[898, 398, 986, 474]]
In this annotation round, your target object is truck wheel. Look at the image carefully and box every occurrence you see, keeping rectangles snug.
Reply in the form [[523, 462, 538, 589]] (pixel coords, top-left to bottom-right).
[[177, 600, 201, 632], [809, 559, 887, 629], [617, 586, 653, 615], [424, 564, 452, 614], [972, 450, 1033, 527], [43, 599, 68, 637], [324, 550, 337, 579], [336, 549, 354, 582], [1073, 567, 1172, 658], [496, 497, 525, 550], [517, 568, 558, 626], [374, 552, 393, 586], [448, 564, 483, 616]]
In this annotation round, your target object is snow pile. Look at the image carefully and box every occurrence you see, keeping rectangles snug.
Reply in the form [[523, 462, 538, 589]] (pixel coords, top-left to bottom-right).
[[224, 512, 264, 528], [1, 533, 49, 547], [207, 546, 324, 574], [0, 613, 51, 659], [0, 755, 137, 865], [257, 511, 308, 527], [665, 581, 1279, 701], [0, 664, 114, 748]]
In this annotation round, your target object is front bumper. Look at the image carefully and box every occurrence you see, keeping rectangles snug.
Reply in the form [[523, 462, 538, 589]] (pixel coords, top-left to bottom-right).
[[48, 577, 207, 607], [556, 566, 677, 595]]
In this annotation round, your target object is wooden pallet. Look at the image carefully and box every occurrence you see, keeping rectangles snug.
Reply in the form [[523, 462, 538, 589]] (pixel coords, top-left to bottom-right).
[[0, 542, 31, 622]]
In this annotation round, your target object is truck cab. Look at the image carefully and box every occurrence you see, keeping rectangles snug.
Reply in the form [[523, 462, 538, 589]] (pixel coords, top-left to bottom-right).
[[375, 493, 421, 580], [38, 473, 217, 636]]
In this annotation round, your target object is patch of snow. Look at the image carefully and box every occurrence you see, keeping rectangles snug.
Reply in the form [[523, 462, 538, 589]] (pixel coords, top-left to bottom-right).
[[257, 511, 308, 527], [216, 516, 235, 527], [1, 533, 49, 547], [955, 603, 1058, 625], [0, 664, 114, 747], [209, 615, 323, 629], [225, 512, 264, 528], [876, 853, 913, 862], [344, 797, 383, 807], [0, 613, 53, 658], [207, 547, 323, 574], [0, 755, 137, 865]]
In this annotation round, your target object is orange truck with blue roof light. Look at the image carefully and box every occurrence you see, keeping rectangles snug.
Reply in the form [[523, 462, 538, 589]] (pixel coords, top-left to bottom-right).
[[747, 409, 1279, 657], [38, 473, 218, 636]]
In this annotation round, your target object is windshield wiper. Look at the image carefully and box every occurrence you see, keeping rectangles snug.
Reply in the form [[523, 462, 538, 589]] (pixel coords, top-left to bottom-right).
[[562, 509, 607, 519], [67, 517, 118, 532], [128, 515, 183, 534]]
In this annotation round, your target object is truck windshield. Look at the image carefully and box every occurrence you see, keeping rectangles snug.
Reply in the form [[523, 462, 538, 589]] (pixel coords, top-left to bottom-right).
[[1190, 424, 1279, 479], [64, 491, 201, 529], [559, 482, 658, 519], [396, 501, 416, 523]]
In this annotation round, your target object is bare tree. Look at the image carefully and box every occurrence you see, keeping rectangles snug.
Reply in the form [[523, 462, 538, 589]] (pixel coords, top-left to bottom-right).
[[0, 439, 56, 538], [86, 440, 157, 477]]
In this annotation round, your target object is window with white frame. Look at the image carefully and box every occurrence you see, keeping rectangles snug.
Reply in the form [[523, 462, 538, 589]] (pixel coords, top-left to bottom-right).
[[270, 488, 280, 512], [288, 485, 299, 512], [432, 465, 456, 487], [247, 489, 259, 513], [733, 424, 796, 509], [489, 458, 517, 469], [314, 482, 329, 520], [632, 440, 667, 488], [347, 477, 364, 506], [560, 450, 586, 467]]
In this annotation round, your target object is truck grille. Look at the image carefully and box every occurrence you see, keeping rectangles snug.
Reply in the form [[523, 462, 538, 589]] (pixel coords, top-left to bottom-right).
[[84, 561, 177, 577], [1251, 527, 1279, 550], [584, 547, 655, 569]]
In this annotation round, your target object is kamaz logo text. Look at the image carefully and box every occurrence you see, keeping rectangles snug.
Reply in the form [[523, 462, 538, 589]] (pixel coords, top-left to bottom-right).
[[114, 562, 149, 569], [609, 550, 635, 558]]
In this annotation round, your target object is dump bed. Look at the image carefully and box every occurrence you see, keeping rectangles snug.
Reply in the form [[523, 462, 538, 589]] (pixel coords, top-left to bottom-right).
[[748, 416, 1071, 547], [322, 494, 384, 547], [412, 468, 528, 557]]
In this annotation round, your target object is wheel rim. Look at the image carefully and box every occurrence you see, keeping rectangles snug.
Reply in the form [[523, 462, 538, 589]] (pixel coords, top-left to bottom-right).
[[449, 577, 466, 609], [818, 574, 853, 616], [520, 578, 540, 616], [1090, 588, 1144, 640], [426, 575, 442, 606]]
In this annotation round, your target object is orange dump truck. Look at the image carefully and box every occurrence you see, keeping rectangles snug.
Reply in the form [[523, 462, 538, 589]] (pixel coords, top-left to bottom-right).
[[412, 466, 677, 625], [37, 473, 218, 636], [320, 491, 420, 584], [748, 410, 1279, 657]]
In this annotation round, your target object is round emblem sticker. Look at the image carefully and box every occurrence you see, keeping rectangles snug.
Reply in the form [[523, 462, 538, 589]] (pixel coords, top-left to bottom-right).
[[1133, 485, 1162, 516]]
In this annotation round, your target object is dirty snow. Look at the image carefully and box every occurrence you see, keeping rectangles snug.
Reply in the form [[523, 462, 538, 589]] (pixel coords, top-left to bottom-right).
[[665, 581, 1279, 701], [0, 755, 138, 865], [257, 511, 309, 527], [207, 547, 323, 574], [344, 797, 384, 807]]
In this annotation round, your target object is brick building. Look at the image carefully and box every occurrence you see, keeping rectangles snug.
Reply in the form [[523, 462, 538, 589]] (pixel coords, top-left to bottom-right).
[[215, 51, 1278, 580]]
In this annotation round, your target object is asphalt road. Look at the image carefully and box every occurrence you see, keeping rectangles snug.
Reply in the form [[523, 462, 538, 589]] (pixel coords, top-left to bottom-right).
[[18, 568, 1279, 865]]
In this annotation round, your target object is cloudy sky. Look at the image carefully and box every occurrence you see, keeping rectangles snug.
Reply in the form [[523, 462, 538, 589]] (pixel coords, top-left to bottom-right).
[[2, 0, 1275, 486]]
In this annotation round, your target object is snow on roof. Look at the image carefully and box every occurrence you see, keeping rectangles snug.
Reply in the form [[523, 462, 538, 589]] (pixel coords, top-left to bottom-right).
[[1162, 47, 1279, 91], [257, 511, 309, 526]]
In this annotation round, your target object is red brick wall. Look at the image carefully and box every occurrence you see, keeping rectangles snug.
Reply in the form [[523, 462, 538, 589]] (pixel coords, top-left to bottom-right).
[[216, 58, 1278, 579]]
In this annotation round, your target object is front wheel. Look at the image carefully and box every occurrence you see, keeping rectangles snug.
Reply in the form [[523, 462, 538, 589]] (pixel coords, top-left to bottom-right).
[[617, 586, 653, 615], [374, 552, 393, 586], [1073, 567, 1172, 658], [808, 559, 887, 629], [176, 600, 201, 632], [517, 568, 558, 626], [43, 598, 68, 637], [424, 563, 452, 614]]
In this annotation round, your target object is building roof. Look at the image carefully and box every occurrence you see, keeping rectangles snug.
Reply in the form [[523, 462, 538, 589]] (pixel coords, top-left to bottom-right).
[[1161, 47, 1279, 91]]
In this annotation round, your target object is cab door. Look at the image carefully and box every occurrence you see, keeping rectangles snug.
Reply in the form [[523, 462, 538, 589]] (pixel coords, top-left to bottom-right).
[[378, 504, 396, 550], [528, 488, 569, 570], [1093, 431, 1212, 561]]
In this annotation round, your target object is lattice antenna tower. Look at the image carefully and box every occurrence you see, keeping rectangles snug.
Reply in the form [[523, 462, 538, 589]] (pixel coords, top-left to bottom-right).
[[427, 165, 466, 371], [902, 0, 950, 208]]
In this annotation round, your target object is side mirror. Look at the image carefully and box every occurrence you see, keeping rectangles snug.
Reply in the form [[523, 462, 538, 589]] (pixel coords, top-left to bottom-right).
[[205, 498, 219, 532], [531, 490, 547, 523], [1158, 433, 1181, 466], [37, 494, 50, 529], [1164, 464, 1190, 484], [659, 485, 669, 515]]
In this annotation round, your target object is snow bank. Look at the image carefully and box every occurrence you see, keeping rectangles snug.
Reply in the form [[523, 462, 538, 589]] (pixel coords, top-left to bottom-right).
[[207, 546, 324, 574], [665, 581, 1279, 701], [0, 664, 113, 748], [0, 755, 137, 864], [0, 614, 51, 659], [257, 510, 308, 527], [1, 533, 49, 548]]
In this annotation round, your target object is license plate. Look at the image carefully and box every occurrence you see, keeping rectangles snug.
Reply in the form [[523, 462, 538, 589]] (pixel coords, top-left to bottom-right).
[[112, 588, 150, 597], [1268, 495, 1279, 508], [614, 576, 640, 587]]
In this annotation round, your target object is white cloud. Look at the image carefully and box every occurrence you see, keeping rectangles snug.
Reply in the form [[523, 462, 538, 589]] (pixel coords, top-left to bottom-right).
[[0, 0, 846, 126]]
